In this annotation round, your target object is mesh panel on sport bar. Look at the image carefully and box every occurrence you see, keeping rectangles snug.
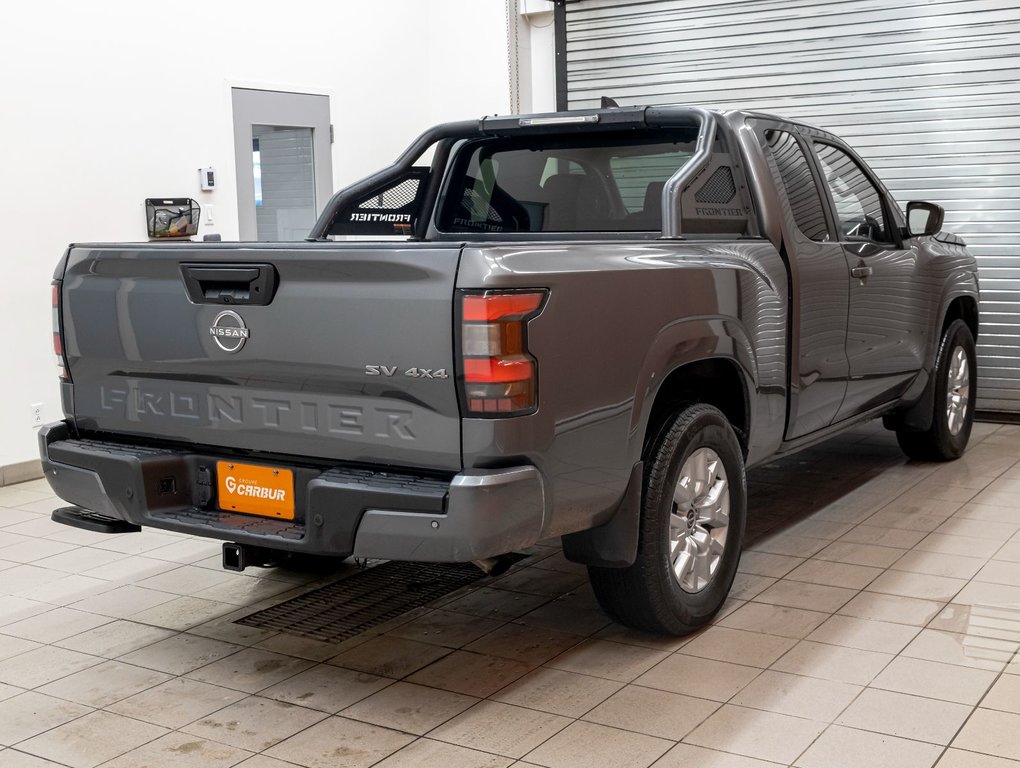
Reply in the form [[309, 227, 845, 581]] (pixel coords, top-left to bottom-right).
[[693, 166, 736, 204], [362, 178, 420, 210]]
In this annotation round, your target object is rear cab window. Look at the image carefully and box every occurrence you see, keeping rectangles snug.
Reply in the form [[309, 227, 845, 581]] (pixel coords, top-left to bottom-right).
[[435, 129, 753, 237]]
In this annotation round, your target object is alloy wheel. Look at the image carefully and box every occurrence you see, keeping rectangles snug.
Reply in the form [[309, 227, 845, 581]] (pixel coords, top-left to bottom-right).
[[669, 447, 730, 593], [946, 345, 970, 436]]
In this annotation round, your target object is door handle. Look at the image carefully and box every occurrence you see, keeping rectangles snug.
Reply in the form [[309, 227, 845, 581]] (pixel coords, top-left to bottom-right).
[[850, 265, 873, 279]]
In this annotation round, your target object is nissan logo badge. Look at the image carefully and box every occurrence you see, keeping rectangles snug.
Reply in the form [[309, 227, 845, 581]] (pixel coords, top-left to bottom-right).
[[209, 310, 249, 353]]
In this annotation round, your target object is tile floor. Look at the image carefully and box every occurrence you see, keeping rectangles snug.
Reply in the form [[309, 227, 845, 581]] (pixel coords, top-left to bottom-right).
[[0, 421, 1018, 767]]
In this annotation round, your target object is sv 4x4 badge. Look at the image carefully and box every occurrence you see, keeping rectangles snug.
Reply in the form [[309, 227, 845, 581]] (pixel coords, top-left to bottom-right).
[[365, 365, 449, 379]]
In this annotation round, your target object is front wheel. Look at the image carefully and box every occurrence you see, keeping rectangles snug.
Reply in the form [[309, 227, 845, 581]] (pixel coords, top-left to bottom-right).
[[897, 319, 976, 461], [588, 404, 746, 635]]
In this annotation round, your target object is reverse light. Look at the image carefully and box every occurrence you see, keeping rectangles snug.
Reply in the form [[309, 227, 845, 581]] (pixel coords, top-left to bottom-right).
[[52, 281, 69, 382], [459, 290, 546, 416]]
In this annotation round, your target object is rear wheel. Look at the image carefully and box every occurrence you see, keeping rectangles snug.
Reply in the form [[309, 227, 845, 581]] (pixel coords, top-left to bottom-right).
[[588, 404, 746, 635], [896, 319, 976, 461]]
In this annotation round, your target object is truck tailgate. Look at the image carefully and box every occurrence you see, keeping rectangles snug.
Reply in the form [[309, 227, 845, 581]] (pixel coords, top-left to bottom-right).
[[59, 243, 463, 471]]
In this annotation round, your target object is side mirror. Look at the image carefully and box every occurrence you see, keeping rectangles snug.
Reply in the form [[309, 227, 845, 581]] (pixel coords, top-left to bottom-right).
[[906, 201, 945, 237]]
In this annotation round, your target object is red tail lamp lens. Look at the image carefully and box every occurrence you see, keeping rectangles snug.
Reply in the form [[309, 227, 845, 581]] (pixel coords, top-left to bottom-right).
[[460, 291, 546, 416], [463, 293, 544, 322], [463, 357, 534, 383], [52, 281, 69, 382]]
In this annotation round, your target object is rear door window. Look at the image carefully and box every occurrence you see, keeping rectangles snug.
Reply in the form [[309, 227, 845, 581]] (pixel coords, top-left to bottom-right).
[[764, 130, 830, 242]]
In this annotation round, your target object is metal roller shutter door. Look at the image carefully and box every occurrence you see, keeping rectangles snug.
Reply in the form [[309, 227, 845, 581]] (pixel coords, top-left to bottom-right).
[[563, 0, 1020, 411]]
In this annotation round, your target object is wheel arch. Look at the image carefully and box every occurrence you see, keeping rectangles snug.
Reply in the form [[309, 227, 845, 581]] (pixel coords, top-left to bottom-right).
[[941, 293, 979, 341], [643, 358, 752, 459], [886, 286, 979, 433]]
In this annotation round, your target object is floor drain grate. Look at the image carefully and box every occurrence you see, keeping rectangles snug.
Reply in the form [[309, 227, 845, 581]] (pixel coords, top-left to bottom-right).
[[235, 558, 523, 643]]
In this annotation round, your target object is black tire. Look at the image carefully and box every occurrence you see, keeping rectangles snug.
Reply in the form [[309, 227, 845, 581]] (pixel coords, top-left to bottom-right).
[[588, 404, 747, 635], [896, 319, 976, 461]]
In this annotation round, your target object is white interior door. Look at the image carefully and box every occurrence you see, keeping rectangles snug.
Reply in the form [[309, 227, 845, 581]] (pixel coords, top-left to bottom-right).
[[232, 88, 332, 241]]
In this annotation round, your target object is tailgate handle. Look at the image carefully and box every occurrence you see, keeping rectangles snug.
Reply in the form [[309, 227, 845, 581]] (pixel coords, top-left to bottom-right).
[[180, 263, 277, 306]]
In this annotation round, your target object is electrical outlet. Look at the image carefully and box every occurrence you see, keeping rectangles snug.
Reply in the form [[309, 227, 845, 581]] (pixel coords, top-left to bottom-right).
[[30, 403, 44, 428]]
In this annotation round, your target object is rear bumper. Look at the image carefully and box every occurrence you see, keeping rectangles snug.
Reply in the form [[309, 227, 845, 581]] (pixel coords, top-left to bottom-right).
[[38, 422, 547, 562]]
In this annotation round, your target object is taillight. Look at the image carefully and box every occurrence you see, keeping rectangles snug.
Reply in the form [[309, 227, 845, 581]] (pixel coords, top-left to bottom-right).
[[52, 281, 69, 382], [459, 290, 546, 416]]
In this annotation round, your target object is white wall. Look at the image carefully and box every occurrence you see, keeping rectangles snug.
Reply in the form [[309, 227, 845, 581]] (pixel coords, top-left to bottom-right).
[[0, 0, 516, 468], [522, 1, 557, 112]]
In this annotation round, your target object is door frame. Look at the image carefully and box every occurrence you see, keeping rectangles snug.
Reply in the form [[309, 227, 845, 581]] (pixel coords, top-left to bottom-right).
[[230, 86, 333, 241]]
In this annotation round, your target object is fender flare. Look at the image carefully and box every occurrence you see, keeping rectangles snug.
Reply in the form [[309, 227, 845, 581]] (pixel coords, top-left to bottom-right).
[[888, 277, 978, 432], [629, 317, 758, 455], [563, 323, 757, 569]]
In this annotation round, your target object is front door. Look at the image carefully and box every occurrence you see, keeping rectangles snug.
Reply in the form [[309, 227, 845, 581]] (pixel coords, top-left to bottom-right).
[[231, 88, 333, 241], [811, 141, 928, 420]]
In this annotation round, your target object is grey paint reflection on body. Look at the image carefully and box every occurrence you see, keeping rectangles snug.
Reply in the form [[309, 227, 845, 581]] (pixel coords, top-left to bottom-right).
[[51, 107, 978, 555]]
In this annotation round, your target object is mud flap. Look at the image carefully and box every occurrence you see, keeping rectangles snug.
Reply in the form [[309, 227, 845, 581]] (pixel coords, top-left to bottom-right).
[[562, 461, 642, 568], [884, 368, 935, 433]]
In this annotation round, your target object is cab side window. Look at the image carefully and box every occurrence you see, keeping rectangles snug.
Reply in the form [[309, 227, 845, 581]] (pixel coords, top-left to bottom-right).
[[814, 142, 892, 244], [764, 130, 829, 241]]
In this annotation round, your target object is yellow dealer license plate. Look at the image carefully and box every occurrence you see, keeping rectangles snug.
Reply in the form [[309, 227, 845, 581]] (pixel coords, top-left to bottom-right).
[[217, 461, 295, 520]]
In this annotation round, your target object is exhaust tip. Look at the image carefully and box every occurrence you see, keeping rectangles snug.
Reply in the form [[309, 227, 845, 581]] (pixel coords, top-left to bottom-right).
[[472, 555, 517, 578]]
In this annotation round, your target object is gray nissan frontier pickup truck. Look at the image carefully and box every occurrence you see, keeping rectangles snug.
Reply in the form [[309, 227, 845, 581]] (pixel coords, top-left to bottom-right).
[[41, 106, 979, 635]]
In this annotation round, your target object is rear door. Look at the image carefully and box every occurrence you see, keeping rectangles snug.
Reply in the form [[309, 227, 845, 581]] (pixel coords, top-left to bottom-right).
[[61, 243, 463, 471], [761, 127, 851, 439], [810, 141, 929, 420]]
